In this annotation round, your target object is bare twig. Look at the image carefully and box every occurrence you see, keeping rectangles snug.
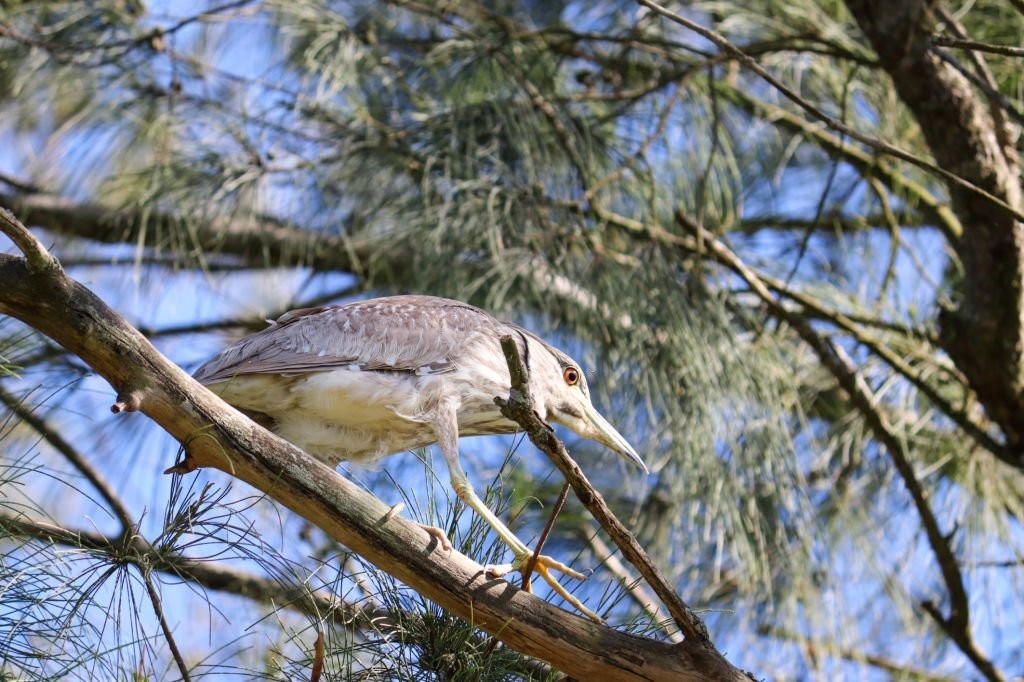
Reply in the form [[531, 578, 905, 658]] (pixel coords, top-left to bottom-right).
[[495, 336, 715, 650], [760, 625, 961, 682], [310, 630, 325, 682], [521, 482, 570, 592], [141, 567, 193, 682], [0, 207, 61, 273], [930, 35, 1024, 58]]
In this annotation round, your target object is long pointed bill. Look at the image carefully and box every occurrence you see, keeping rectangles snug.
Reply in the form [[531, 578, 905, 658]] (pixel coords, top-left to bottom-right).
[[581, 401, 648, 473]]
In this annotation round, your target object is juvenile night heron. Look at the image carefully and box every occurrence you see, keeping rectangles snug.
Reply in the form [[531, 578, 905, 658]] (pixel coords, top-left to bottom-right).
[[193, 295, 646, 620]]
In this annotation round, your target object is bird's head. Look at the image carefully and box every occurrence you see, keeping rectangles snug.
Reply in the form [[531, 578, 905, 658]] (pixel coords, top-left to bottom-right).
[[522, 332, 648, 474]]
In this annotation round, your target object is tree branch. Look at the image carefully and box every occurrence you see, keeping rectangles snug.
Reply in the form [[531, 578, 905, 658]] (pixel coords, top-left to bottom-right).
[[717, 85, 963, 242], [688, 224, 1005, 682], [638, 0, 1024, 224], [494, 336, 749, 680], [842, 0, 1024, 461], [759, 625, 961, 682], [0, 510, 395, 632], [0, 192, 381, 273], [0, 386, 138, 536], [0, 210, 744, 680]]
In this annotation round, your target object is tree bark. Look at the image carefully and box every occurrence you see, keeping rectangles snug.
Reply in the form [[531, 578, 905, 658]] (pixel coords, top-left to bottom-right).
[[0, 213, 750, 681], [843, 0, 1024, 461], [0, 191, 376, 272]]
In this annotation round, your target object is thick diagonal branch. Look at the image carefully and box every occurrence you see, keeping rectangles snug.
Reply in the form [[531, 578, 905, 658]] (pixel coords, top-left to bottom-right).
[[0, 209, 744, 681]]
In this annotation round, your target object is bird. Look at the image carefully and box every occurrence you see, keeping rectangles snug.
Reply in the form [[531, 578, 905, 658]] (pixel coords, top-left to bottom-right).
[[192, 294, 646, 621]]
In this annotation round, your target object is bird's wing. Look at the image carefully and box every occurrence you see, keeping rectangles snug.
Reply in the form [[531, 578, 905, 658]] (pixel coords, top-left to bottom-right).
[[193, 296, 492, 384]]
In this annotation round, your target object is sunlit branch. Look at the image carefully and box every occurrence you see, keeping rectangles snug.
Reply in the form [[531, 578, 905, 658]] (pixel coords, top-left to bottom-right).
[[638, 0, 1024, 223], [689, 223, 1005, 682], [496, 336, 715, 647], [759, 626, 962, 682], [0, 511, 394, 631], [0, 206, 748, 682]]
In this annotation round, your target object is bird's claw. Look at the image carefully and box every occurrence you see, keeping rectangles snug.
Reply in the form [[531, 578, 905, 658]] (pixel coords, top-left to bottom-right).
[[418, 523, 453, 552], [515, 552, 586, 581], [483, 552, 582, 581], [484, 552, 602, 624]]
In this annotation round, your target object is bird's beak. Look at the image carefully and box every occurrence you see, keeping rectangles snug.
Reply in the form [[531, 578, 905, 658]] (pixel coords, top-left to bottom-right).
[[580, 401, 648, 474]]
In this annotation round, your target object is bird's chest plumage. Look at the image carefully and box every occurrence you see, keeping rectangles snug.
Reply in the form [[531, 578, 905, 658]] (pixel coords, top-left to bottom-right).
[[210, 362, 516, 466]]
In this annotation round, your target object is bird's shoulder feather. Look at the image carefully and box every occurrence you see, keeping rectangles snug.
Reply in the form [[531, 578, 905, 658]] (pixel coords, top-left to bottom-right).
[[193, 296, 498, 383]]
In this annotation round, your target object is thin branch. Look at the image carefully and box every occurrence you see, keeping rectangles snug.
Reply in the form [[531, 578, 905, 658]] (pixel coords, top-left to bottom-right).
[[521, 482, 570, 593], [0, 511, 394, 630], [717, 85, 963, 242], [760, 625, 961, 682], [931, 48, 1024, 129], [0, 386, 137, 536], [687, 224, 1005, 682], [140, 567, 193, 682], [930, 35, 1024, 58], [735, 212, 932, 233], [495, 336, 716, 649], [637, 0, 1024, 223]]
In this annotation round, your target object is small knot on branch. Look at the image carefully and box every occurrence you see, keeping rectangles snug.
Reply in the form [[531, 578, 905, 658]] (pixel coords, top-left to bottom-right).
[[111, 389, 145, 413], [164, 453, 199, 475]]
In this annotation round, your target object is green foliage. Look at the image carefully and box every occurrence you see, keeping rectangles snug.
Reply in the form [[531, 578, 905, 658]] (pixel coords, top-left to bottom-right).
[[1, 0, 1023, 679]]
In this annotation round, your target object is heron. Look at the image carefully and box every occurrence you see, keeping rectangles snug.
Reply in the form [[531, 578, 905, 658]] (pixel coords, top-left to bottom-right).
[[193, 295, 646, 621]]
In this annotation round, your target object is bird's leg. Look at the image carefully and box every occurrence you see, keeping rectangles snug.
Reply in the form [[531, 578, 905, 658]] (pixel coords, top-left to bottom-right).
[[433, 400, 601, 623]]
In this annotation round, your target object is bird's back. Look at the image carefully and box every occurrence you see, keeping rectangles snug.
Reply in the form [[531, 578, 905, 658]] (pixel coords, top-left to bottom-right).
[[193, 295, 519, 464], [194, 295, 496, 384]]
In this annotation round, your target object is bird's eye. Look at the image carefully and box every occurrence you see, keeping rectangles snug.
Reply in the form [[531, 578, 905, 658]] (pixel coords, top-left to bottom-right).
[[563, 367, 580, 386]]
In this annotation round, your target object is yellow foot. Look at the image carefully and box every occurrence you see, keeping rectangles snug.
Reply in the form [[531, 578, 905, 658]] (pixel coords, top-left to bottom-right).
[[486, 553, 602, 624]]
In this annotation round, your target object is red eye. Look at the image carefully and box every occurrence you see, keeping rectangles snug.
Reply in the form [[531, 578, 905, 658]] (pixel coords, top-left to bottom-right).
[[563, 367, 580, 386]]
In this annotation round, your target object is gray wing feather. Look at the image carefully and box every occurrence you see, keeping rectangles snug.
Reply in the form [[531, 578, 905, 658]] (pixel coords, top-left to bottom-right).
[[193, 296, 494, 384]]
